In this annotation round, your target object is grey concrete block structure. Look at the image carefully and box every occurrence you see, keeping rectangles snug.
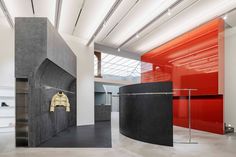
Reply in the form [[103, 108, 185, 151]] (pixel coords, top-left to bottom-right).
[[15, 18, 77, 147]]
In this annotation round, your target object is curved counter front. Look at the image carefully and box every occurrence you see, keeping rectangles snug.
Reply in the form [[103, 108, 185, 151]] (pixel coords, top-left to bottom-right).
[[119, 82, 173, 146]]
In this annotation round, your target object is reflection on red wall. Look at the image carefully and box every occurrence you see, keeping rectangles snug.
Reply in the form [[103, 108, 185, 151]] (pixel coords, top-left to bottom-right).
[[141, 18, 224, 134], [173, 96, 223, 134]]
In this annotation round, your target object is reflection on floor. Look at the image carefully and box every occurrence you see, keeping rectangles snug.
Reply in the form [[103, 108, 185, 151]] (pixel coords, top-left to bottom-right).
[[0, 112, 236, 157], [39, 121, 111, 148]]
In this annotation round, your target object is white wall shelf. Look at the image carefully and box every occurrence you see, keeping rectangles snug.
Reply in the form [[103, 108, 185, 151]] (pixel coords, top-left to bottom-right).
[[0, 126, 15, 133], [0, 86, 14, 89], [0, 126, 14, 129], [0, 107, 15, 109], [0, 116, 15, 118], [0, 96, 14, 98]]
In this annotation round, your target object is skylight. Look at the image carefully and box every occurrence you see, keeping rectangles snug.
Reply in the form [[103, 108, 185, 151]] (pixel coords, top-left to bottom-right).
[[94, 53, 140, 77]]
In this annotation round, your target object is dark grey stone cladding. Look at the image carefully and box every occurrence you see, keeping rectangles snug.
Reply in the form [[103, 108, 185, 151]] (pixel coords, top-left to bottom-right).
[[119, 82, 173, 146], [15, 18, 77, 147], [95, 105, 111, 121]]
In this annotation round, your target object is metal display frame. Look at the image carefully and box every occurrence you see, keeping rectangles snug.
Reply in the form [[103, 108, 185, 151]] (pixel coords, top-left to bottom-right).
[[173, 88, 198, 144], [116, 88, 198, 144]]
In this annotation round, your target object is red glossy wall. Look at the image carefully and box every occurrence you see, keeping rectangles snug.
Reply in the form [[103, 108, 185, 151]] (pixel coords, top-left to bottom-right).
[[141, 18, 224, 134]]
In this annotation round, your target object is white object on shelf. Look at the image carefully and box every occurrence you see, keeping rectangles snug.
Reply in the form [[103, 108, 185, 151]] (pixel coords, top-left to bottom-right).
[[0, 86, 15, 107]]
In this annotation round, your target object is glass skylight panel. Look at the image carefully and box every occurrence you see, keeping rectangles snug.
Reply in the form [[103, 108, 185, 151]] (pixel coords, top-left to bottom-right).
[[103, 64, 117, 69], [130, 61, 139, 67], [115, 58, 128, 64], [109, 56, 123, 63], [95, 53, 141, 78], [122, 58, 132, 65], [121, 71, 129, 77], [141, 62, 152, 72], [101, 53, 109, 59], [103, 54, 116, 62], [114, 71, 124, 76], [103, 68, 113, 73], [108, 70, 119, 75]]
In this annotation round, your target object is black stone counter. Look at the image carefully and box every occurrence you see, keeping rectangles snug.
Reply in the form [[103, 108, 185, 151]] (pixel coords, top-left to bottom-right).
[[119, 82, 173, 146]]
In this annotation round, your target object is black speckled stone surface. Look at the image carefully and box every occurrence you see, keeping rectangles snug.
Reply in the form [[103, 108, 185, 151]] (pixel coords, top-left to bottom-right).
[[15, 18, 77, 147], [39, 122, 112, 148], [119, 82, 173, 146]]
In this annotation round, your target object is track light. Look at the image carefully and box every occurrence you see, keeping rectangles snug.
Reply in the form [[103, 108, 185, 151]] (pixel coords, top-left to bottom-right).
[[223, 14, 228, 20], [167, 9, 171, 16]]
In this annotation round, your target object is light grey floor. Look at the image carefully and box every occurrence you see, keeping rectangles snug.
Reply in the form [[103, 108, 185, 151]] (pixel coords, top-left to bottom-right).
[[0, 112, 236, 157], [0, 132, 15, 153]]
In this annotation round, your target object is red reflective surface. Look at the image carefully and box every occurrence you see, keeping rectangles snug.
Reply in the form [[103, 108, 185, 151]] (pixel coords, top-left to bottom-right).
[[173, 96, 224, 134], [141, 18, 224, 134]]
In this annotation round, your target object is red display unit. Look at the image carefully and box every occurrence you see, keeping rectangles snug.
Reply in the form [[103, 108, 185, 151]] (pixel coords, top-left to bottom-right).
[[141, 18, 224, 134]]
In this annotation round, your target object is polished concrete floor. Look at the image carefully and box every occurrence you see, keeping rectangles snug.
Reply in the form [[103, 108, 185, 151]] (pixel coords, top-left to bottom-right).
[[0, 112, 236, 157], [39, 121, 111, 148]]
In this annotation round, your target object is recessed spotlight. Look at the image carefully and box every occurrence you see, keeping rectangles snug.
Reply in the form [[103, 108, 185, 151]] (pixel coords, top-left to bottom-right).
[[118, 48, 120, 52], [167, 9, 171, 16], [136, 34, 140, 38], [223, 14, 228, 20]]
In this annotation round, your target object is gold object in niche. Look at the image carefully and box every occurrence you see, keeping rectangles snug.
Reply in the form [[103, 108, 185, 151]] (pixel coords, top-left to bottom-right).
[[50, 92, 70, 112]]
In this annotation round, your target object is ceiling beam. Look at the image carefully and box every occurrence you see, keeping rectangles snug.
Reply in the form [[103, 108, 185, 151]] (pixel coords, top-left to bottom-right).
[[101, 0, 140, 42], [86, 0, 123, 46], [95, 43, 140, 60], [0, 0, 14, 28], [30, 0, 35, 15], [72, 0, 85, 34], [118, 0, 184, 48], [54, 0, 63, 30]]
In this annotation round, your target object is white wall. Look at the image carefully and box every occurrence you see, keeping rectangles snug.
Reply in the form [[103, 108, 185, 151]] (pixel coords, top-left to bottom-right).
[[0, 22, 16, 152], [225, 26, 236, 131], [0, 27, 14, 87], [62, 33, 95, 126]]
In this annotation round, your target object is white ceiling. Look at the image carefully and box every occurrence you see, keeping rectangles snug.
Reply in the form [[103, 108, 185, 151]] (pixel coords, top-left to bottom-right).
[[73, 0, 116, 41], [127, 0, 236, 53], [95, 0, 178, 47], [0, 0, 236, 55]]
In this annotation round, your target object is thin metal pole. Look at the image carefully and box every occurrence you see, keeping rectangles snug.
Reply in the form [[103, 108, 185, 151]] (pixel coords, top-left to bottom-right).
[[174, 89, 198, 144], [188, 89, 191, 143]]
